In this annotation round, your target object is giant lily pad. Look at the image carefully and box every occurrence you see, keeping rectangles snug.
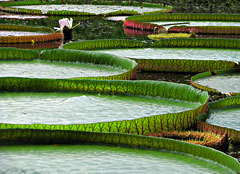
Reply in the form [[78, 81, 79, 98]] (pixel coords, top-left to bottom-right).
[[150, 21, 240, 27], [63, 40, 239, 72], [0, 30, 48, 36], [0, 48, 137, 80], [13, 5, 165, 15], [0, 24, 63, 43], [148, 33, 192, 40], [0, 60, 127, 79], [204, 96, 240, 137], [193, 73, 240, 94], [0, 92, 201, 124], [0, 145, 235, 174], [0, 14, 47, 20], [0, 78, 208, 133], [207, 107, 240, 131], [95, 48, 240, 63]]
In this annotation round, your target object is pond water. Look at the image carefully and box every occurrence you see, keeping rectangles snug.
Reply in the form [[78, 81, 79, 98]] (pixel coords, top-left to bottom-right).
[[194, 74, 240, 94], [0, 92, 200, 124], [0, 31, 48, 36], [0, 145, 235, 174], [0, 16, 131, 42], [0, 40, 62, 49], [0, 7, 240, 162], [207, 107, 240, 131], [0, 60, 126, 79], [94, 48, 240, 63], [13, 5, 164, 15], [136, 71, 195, 85]]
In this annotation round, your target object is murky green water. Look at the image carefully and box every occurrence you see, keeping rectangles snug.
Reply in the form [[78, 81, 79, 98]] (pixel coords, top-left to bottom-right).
[[0, 60, 126, 79], [0, 145, 234, 174], [13, 5, 164, 15], [207, 107, 240, 131], [151, 21, 240, 27], [195, 74, 240, 94], [136, 71, 195, 85], [0, 92, 200, 124], [95, 48, 240, 63], [0, 16, 134, 42]]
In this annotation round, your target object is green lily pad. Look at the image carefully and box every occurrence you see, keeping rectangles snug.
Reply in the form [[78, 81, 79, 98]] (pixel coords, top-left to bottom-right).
[[95, 48, 240, 63], [0, 145, 235, 174], [0, 31, 47, 36], [13, 5, 164, 15], [0, 92, 200, 124], [194, 73, 240, 94], [0, 60, 127, 79], [151, 21, 240, 27], [207, 106, 240, 131]]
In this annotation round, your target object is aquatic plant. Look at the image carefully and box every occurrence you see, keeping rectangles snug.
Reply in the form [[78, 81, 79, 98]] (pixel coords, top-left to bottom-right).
[[0, 47, 40, 60], [151, 38, 240, 49], [134, 59, 237, 73], [197, 96, 240, 143], [58, 18, 73, 31], [126, 13, 240, 22], [0, 6, 43, 15], [47, 10, 95, 16], [0, 24, 63, 43], [0, 78, 208, 134], [123, 20, 166, 32], [168, 26, 240, 35], [0, 1, 172, 16], [63, 39, 148, 50], [63, 39, 238, 73], [0, 24, 54, 33], [0, 129, 239, 173], [123, 27, 154, 37], [197, 121, 240, 143], [191, 68, 240, 95], [0, 48, 137, 80], [41, 49, 137, 80], [148, 33, 193, 40], [148, 131, 228, 151]]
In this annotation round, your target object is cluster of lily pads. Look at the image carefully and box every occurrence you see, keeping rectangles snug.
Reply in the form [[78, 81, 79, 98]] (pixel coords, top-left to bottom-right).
[[0, 1, 240, 173]]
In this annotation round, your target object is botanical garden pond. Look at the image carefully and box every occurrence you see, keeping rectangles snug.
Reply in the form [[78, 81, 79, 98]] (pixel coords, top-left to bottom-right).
[[0, 145, 235, 174], [0, 60, 127, 79], [0, 92, 201, 124], [95, 48, 240, 63], [0, 1, 240, 171]]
